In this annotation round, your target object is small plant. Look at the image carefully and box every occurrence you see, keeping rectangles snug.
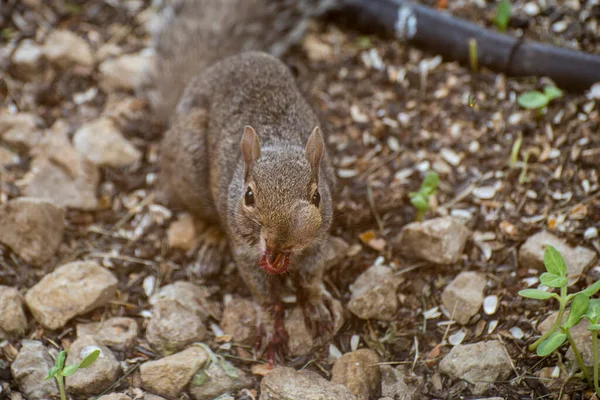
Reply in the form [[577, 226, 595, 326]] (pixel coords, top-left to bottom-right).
[[45, 349, 100, 400], [517, 86, 563, 115], [494, 0, 511, 32], [409, 171, 439, 222], [519, 245, 600, 395], [468, 38, 478, 72]]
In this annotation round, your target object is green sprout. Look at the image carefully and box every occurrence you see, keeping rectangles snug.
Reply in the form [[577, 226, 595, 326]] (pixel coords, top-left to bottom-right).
[[468, 38, 478, 72], [494, 0, 511, 32], [517, 86, 563, 115], [45, 349, 100, 400], [409, 171, 439, 222], [519, 245, 600, 395]]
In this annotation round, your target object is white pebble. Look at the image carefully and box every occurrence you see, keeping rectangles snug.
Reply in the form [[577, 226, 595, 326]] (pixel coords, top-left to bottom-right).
[[337, 169, 358, 178], [473, 186, 497, 200], [488, 320, 499, 334], [450, 209, 473, 220], [588, 82, 600, 100], [552, 20, 569, 33], [142, 275, 156, 297], [483, 295, 499, 315], [584, 227, 599, 240], [441, 148, 462, 166], [350, 335, 360, 352], [524, 2, 541, 16], [329, 343, 343, 360], [387, 136, 401, 152], [510, 326, 524, 339], [522, 277, 539, 287], [350, 105, 369, 123], [448, 329, 466, 346], [423, 306, 442, 320], [468, 140, 480, 153]]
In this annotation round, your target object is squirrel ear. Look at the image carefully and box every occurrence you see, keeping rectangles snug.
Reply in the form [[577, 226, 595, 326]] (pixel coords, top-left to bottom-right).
[[305, 126, 324, 175], [241, 125, 261, 180]]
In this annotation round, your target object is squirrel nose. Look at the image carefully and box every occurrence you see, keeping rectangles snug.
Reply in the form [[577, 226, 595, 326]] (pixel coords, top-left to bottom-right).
[[263, 231, 291, 253]]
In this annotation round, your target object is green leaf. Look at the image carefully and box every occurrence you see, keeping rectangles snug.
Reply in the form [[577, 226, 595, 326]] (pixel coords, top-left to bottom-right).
[[582, 280, 600, 297], [494, 0, 511, 32], [543, 86, 563, 101], [517, 91, 548, 109], [410, 194, 429, 212], [544, 245, 567, 276], [421, 171, 439, 193], [79, 349, 100, 368], [537, 331, 567, 356], [45, 366, 59, 380], [56, 350, 66, 370], [584, 299, 600, 324], [587, 324, 600, 332], [539, 272, 568, 288], [518, 289, 554, 300], [564, 293, 590, 329], [61, 365, 79, 377]]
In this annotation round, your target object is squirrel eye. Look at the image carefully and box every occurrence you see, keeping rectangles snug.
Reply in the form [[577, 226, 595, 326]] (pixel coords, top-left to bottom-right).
[[244, 187, 255, 206], [311, 190, 321, 207]]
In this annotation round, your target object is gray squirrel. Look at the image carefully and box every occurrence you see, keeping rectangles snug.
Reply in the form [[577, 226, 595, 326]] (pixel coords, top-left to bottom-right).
[[149, 0, 343, 360]]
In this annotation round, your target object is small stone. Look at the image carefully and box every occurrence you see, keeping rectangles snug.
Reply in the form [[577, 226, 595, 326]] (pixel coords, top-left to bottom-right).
[[25, 261, 118, 330], [76, 317, 138, 351], [380, 365, 418, 399], [0, 286, 28, 337], [140, 346, 208, 398], [588, 82, 600, 100], [519, 231, 598, 279], [97, 394, 131, 400], [12, 39, 43, 77], [483, 295, 498, 315], [0, 198, 65, 266], [0, 146, 19, 165], [584, 227, 598, 240], [323, 236, 350, 271], [43, 29, 94, 67], [510, 326, 524, 339], [10, 340, 59, 400], [167, 213, 198, 251], [347, 265, 404, 321], [146, 299, 207, 353], [524, 2, 540, 16], [441, 271, 487, 325], [394, 217, 470, 265], [302, 34, 333, 62], [473, 186, 497, 200], [150, 281, 219, 322], [0, 112, 43, 150], [65, 336, 120, 395], [552, 20, 569, 33], [189, 359, 253, 400], [260, 366, 357, 400], [440, 148, 462, 166], [99, 52, 153, 91], [331, 349, 381, 400], [285, 303, 344, 357], [73, 118, 141, 167], [221, 296, 261, 345], [438, 340, 512, 395]]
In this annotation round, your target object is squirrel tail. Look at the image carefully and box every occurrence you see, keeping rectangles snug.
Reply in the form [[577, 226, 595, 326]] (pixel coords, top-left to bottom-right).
[[145, 0, 337, 123]]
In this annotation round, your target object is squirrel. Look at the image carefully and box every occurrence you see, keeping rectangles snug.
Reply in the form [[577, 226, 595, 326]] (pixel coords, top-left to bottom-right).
[[149, 0, 344, 360]]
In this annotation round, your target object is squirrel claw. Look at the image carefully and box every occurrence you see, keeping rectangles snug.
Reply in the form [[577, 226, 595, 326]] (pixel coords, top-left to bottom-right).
[[254, 302, 289, 364], [300, 289, 336, 339]]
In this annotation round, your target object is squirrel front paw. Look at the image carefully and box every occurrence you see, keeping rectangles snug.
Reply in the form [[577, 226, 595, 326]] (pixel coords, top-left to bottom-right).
[[299, 286, 341, 339], [254, 302, 289, 365]]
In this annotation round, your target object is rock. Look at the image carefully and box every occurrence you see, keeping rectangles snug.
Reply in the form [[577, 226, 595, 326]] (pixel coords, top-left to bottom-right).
[[0, 146, 19, 165], [146, 299, 207, 353], [347, 265, 404, 321], [66, 336, 121, 395], [438, 340, 512, 395], [99, 52, 153, 91], [0, 197, 65, 266], [167, 213, 198, 251], [539, 312, 594, 366], [73, 118, 141, 167], [441, 271, 487, 325], [10, 341, 58, 400], [0, 112, 43, 150], [221, 296, 261, 345], [25, 261, 118, 330], [22, 120, 99, 210], [150, 281, 219, 321], [12, 39, 43, 77], [285, 303, 344, 357], [260, 366, 357, 400], [0, 286, 28, 337], [394, 217, 470, 265], [380, 365, 418, 399], [97, 394, 131, 400], [524, 2, 541, 16], [519, 231, 598, 279], [189, 359, 253, 400], [76, 317, 138, 351], [323, 236, 350, 271], [42, 30, 94, 67], [331, 349, 381, 400], [140, 346, 208, 398]]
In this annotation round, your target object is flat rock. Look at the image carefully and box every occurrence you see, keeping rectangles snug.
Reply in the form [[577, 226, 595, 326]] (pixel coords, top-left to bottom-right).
[[167, 213, 198, 251], [73, 117, 141, 167], [0, 286, 28, 338], [380, 365, 419, 399], [99, 52, 153, 91], [25, 261, 118, 330], [76, 317, 138, 351], [347, 265, 404, 321], [285, 303, 344, 357], [260, 366, 357, 400], [150, 281, 219, 321], [97, 394, 131, 400], [332, 349, 381, 400], [519, 231, 598, 279], [438, 340, 512, 395], [221, 296, 261, 345], [441, 271, 487, 325], [43, 29, 94, 67], [66, 336, 121, 395], [0, 112, 43, 150], [0, 197, 65, 266], [189, 359, 253, 400], [10, 340, 58, 400], [146, 299, 207, 353], [22, 120, 99, 210], [539, 311, 594, 366], [394, 217, 470, 264], [12, 39, 43, 78], [140, 346, 208, 398]]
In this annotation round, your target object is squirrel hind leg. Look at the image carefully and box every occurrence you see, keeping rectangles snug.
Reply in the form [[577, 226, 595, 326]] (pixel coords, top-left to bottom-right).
[[187, 223, 229, 277]]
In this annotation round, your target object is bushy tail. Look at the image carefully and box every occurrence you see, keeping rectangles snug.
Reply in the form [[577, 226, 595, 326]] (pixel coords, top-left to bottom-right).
[[146, 0, 337, 123]]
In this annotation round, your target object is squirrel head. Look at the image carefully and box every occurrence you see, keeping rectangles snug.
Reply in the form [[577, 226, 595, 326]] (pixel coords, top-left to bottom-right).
[[233, 125, 332, 275]]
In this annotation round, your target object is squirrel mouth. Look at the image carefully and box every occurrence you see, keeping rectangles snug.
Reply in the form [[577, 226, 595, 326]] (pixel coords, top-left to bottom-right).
[[259, 250, 290, 275]]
